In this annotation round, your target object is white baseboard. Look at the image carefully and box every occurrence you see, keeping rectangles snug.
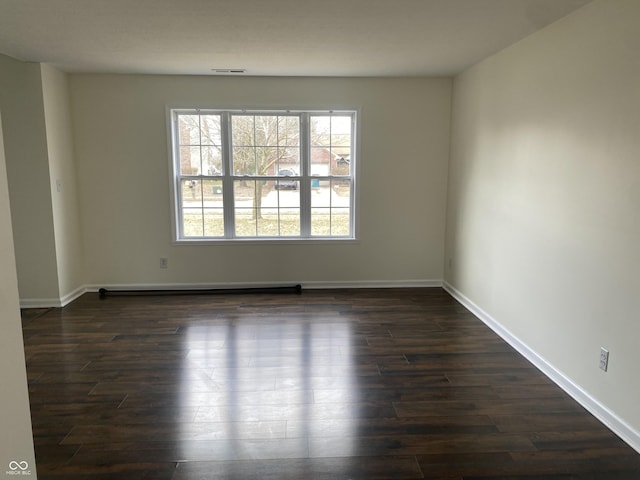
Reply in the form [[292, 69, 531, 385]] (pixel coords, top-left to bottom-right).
[[21, 280, 443, 308], [59, 286, 87, 306], [19, 298, 63, 309], [20, 286, 87, 309], [302, 279, 442, 289], [85, 279, 442, 292], [84, 281, 296, 292], [443, 281, 640, 454]]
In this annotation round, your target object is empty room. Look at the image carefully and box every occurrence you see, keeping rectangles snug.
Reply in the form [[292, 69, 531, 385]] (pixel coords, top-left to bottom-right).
[[1, 0, 640, 478]]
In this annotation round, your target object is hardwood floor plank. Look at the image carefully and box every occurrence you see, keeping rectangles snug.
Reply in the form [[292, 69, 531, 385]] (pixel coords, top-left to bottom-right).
[[492, 413, 606, 433], [308, 433, 537, 458], [171, 456, 425, 480], [393, 397, 583, 418]]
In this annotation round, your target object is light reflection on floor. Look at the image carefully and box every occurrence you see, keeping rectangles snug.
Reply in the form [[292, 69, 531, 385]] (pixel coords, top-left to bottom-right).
[[178, 316, 356, 462]]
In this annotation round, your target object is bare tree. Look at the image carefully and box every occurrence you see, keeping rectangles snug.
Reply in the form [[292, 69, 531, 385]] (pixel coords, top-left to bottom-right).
[[232, 115, 300, 219]]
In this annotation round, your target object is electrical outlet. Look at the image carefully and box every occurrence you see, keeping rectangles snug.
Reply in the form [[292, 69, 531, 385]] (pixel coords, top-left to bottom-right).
[[599, 347, 609, 372], [160, 257, 168, 269]]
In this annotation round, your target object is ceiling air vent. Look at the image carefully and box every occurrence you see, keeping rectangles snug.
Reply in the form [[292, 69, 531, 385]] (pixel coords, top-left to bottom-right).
[[212, 68, 246, 74]]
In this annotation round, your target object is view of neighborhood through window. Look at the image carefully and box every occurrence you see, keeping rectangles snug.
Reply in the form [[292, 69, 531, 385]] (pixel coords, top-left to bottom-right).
[[171, 109, 356, 240]]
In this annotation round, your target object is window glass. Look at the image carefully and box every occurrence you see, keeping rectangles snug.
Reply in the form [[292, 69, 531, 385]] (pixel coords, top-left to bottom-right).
[[171, 110, 355, 241]]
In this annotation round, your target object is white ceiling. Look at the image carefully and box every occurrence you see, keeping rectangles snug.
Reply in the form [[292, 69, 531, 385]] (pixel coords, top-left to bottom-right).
[[0, 0, 592, 77]]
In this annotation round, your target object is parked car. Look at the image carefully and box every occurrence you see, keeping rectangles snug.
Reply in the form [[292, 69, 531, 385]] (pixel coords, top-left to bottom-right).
[[275, 169, 298, 190]]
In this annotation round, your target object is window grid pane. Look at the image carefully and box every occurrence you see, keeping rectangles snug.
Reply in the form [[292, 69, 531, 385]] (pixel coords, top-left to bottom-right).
[[310, 178, 351, 237], [172, 110, 354, 240], [233, 180, 301, 237], [178, 114, 222, 176], [232, 114, 301, 177], [203, 209, 225, 237], [310, 115, 352, 177]]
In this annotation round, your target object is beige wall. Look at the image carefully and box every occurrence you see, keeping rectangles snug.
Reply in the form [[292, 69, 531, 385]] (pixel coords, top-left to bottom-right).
[[0, 54, 59, 303], [446, 0, 640, 442], [41, 64, 85, 301], [0, 113, 38, 477], [70, 75, 451, 287]]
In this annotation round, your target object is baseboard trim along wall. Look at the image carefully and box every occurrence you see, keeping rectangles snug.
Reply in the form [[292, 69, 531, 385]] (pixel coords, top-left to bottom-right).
[[302, 279, 442, 289], [85, 280, 442, 293], [20, 279, 443, 308], [19, 297, 65, 309], [443, 281, 640, 455], [60, 286, 88, 307], [20, 286, 87, 309]]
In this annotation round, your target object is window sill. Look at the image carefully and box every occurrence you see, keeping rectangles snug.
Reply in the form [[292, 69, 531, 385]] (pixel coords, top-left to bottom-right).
[[172, 237, 359, 246]]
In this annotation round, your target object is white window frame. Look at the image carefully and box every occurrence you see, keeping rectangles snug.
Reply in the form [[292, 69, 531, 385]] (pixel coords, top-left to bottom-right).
[[167, 107, 359, 243]]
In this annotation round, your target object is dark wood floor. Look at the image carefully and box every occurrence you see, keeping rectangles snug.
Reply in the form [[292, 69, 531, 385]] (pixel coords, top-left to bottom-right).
[[21, 288, 640, 479]]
